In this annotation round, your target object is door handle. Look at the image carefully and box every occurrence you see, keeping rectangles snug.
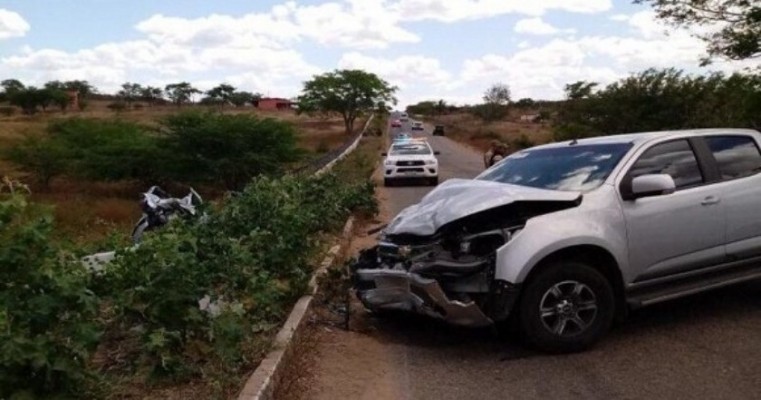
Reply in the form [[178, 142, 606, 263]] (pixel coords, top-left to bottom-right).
[[701, 196, 720, 206]]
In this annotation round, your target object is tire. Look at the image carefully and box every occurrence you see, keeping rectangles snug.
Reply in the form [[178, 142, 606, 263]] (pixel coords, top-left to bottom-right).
[[131, 217, 150, 244], [518, 261, 614, 353], [429, 177, 439, 186], [384, 178, 395, 187]]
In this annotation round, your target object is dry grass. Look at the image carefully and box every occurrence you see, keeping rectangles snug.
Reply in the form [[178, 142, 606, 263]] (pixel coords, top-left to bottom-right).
[[429, 111, 554, 152], [0, 101, 351, 244]]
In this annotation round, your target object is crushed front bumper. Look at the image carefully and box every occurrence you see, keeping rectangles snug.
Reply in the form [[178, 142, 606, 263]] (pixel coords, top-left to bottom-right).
[[354, 268, 493, 327]]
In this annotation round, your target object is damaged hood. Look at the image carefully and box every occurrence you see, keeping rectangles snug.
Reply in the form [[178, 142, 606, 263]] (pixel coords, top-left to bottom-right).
[[385, 178, 581, 236]]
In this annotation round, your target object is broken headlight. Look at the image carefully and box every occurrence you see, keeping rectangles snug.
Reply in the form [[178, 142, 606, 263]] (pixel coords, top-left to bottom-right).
[[456, 226, 522, 257]]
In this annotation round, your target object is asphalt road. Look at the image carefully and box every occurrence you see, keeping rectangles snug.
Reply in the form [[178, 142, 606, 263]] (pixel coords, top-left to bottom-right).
[[304, 118, 761, 400], [384, 120, 484, 216]]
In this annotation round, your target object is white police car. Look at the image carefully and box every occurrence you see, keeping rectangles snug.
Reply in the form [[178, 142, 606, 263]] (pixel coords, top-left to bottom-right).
[[382, 139, 440, 186]]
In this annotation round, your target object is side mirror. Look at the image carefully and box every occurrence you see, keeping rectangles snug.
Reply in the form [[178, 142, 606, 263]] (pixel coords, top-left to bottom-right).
[[434, 151, 441, 155], [381, 152, 387, 156], [629, 174, 676, 200]]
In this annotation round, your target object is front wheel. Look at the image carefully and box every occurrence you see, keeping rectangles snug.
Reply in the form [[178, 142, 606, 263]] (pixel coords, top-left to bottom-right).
[[131, 216, 150, 244], [518, 261, 614, 353]]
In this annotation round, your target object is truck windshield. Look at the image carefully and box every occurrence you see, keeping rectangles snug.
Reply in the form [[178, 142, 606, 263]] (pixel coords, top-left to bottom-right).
[[477, 143, 632, 192], [390, 143, 431, 155]]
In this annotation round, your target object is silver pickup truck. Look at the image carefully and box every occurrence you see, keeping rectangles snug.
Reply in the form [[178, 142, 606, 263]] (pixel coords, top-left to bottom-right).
[[352, 128, 761, 352]]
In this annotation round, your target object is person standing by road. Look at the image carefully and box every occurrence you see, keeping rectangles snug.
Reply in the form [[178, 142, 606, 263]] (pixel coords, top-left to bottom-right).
[[485, 141, 510, 168], [483, 140, 499, 168]]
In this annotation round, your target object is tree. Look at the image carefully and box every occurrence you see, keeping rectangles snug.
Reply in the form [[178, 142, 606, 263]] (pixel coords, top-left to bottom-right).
[[565, 81, 598, 100], [514, 98, 536, 108], [159, 111, 303, 189], [64, 80, 96, 110], [204, 83, 236, 105], [140, 86, 164, 106], [8, 87, 43, 115], [435, 99, 448, 115], [406, 100, 437, 116], [41, 81, 69, 112], [553, 68, 761, 141], [474, 83, 511, 122], [229, 91, 260, 107], [1, 79, 24, 102], [118, 82, 143, 108], [165, 82, 201, 106], [483, 83, 511, 105], [296, 69, 397, 135], [1, 79, 24, 94], [635, 0, 761, 63]]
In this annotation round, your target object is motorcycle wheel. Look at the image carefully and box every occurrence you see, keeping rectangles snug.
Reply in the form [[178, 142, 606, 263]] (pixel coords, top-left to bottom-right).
[[131, 216, 150, 244]]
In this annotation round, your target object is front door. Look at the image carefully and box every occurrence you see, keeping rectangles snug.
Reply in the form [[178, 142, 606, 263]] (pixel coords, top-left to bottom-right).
[[620, 139, 726, 284]]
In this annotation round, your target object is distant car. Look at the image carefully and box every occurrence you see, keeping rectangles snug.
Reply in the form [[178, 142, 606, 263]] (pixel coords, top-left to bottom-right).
[[411, 121, 424, 131], [391, 119, 402, 128], [394, 132, 412, 141], [382, 139, 439, 186], [432, 125, 445, 136], [400, 113, 409, 122]]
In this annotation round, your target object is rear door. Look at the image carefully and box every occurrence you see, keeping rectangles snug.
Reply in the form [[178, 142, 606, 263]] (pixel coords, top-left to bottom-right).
[[703, 135, 761, 259]]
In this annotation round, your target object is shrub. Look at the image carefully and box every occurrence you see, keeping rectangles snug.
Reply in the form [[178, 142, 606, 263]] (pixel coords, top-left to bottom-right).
[[0, 195, 100, 398], [469, 103, 508, 122], [47, 118, 161, 182], [98, 172, 376, 379], [159, 111, 305, 190], [6, 136, 68, 188]]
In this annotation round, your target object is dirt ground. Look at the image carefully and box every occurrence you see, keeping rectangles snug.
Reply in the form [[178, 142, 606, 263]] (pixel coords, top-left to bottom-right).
[[0, 102, 351, 245], [295, 164, 406, 400]]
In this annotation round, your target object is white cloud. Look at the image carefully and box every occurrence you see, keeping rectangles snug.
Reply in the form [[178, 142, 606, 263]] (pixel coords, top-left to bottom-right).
[[514, 17, 575, 35], [609, 14, 630, 22], [0, 9, 29, 39], [136, 2, 419, 51], [457, 9, 753, 102], [338, 52, 451, 87], [390, 0, 612, 22]]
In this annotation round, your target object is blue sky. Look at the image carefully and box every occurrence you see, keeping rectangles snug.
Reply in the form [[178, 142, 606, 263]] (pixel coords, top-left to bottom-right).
[[0, 0, 752, 106]]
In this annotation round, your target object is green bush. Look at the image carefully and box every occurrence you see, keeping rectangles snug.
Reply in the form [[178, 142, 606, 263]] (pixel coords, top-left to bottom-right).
[[159, 111, 305, 190], [0, 195, 100, 398], [100, 172, 376, 378], [555, 68, 761, 138], [6, 136, 69, 187], [48, 118, 161, 182]]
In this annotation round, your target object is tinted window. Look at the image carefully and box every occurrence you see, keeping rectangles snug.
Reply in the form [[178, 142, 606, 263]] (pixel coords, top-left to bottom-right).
[[477, 143, 632, 192], [628, 140, 703, 189], [705, 136, 761, 180]]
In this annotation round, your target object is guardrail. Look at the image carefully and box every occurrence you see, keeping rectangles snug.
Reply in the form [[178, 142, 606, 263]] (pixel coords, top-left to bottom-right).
[[291, 114, 375, 176]]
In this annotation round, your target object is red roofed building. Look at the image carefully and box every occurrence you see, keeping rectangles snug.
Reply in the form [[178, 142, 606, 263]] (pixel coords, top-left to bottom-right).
[[256, 97, 294, 111]]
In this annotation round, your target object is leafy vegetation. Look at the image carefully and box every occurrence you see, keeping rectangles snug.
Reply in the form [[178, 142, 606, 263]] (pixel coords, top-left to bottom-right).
[[0, 166, 377, 398], [297, 69, 397, 135], [636, 0, 761, 63], [159, 111, 304, 189], [554, 68, 761, 141], [0, 195, 100, 398], [7, 112, 304, 190]]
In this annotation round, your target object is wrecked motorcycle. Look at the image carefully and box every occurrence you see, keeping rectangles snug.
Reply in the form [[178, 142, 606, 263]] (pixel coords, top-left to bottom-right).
[[131, 185, 203, 243]]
